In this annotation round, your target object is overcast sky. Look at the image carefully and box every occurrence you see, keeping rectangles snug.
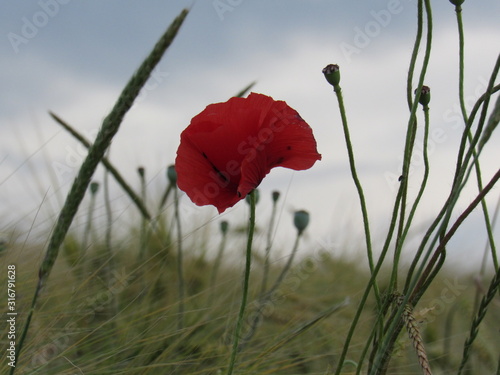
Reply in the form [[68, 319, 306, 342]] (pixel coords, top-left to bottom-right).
[[1, 1, 499, 270]]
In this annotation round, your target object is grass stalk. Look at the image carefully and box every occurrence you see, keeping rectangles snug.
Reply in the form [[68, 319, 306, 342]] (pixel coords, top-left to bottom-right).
[[102, 164, 118, 327], [173, 183, 185, 330], [210, 220, 229, 301], [158, 182, 173, 214], [226, 189, 257, 375], [457, 264, 500, 375], [240, 229, 303, 349], [261, 192, 279, 294], [234, 81, 257, 98], [268, 232, 302, 295], [11, 9, 189, 372], [249, 297, 350, 369], [137, 167, 148, 262], [81, 182, 98, 256], [49, 111, 152, 221], [103, 159, 113, 261]]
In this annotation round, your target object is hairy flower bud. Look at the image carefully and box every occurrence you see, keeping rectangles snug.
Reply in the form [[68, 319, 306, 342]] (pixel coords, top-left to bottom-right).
[[416, 85, 431, 107], [272, 190, 281, 203], [246, 189, 260, 205], [90, 181, 99, 195], [294, 210, 310, 235], [137, 166, 145, 179], [167, 164, 177, 185], [220, 220, 229, 235], [322, 64, 341, 87]]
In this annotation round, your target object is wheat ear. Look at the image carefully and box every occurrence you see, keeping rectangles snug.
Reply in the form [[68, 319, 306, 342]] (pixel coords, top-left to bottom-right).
[[398, 296, 432, 375]]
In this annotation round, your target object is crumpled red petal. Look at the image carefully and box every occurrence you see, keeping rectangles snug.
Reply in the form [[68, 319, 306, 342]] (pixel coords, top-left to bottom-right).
[[175, 93, 321, 213]]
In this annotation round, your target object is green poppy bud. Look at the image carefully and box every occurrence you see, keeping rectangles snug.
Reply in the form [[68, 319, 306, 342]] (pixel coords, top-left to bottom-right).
[[294, 210, 310, 235], [322, 64, 340, 87], [137, 166, 145, 178], [416, 85, 431, 107], [220, 220, 229, 235], [167, 164, 177, 185], [246, 189, 260, 205], [449, 0, 464, 5], [272, 190, 281, 203], [90, 181, 99, 195]]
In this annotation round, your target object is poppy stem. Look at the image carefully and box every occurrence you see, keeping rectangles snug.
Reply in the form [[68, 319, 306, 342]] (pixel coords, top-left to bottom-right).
[[454, 3, 498, 271], [331, 82, 378, 300], [226, 190, 257, 375], [330, 80, 381, 375]]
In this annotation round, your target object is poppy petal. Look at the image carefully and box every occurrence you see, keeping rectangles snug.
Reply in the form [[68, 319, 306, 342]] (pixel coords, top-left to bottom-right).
[[238, 150, 270, 198], [263, 108, 322, 170], [175, 133, 241, 213], [175, 93, 321, 213]]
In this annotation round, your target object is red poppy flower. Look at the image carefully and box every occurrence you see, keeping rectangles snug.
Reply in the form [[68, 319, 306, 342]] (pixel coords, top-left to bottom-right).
[[175, 93, 321, 213]]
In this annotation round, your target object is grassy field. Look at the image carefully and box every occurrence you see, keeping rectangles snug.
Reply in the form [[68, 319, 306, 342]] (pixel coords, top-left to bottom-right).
[[2, 218, 499, 374]]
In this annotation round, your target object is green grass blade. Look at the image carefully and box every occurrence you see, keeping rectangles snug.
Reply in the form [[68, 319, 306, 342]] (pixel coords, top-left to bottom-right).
[[457, 265, 500, 375], [234, 81, 257, 98]]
